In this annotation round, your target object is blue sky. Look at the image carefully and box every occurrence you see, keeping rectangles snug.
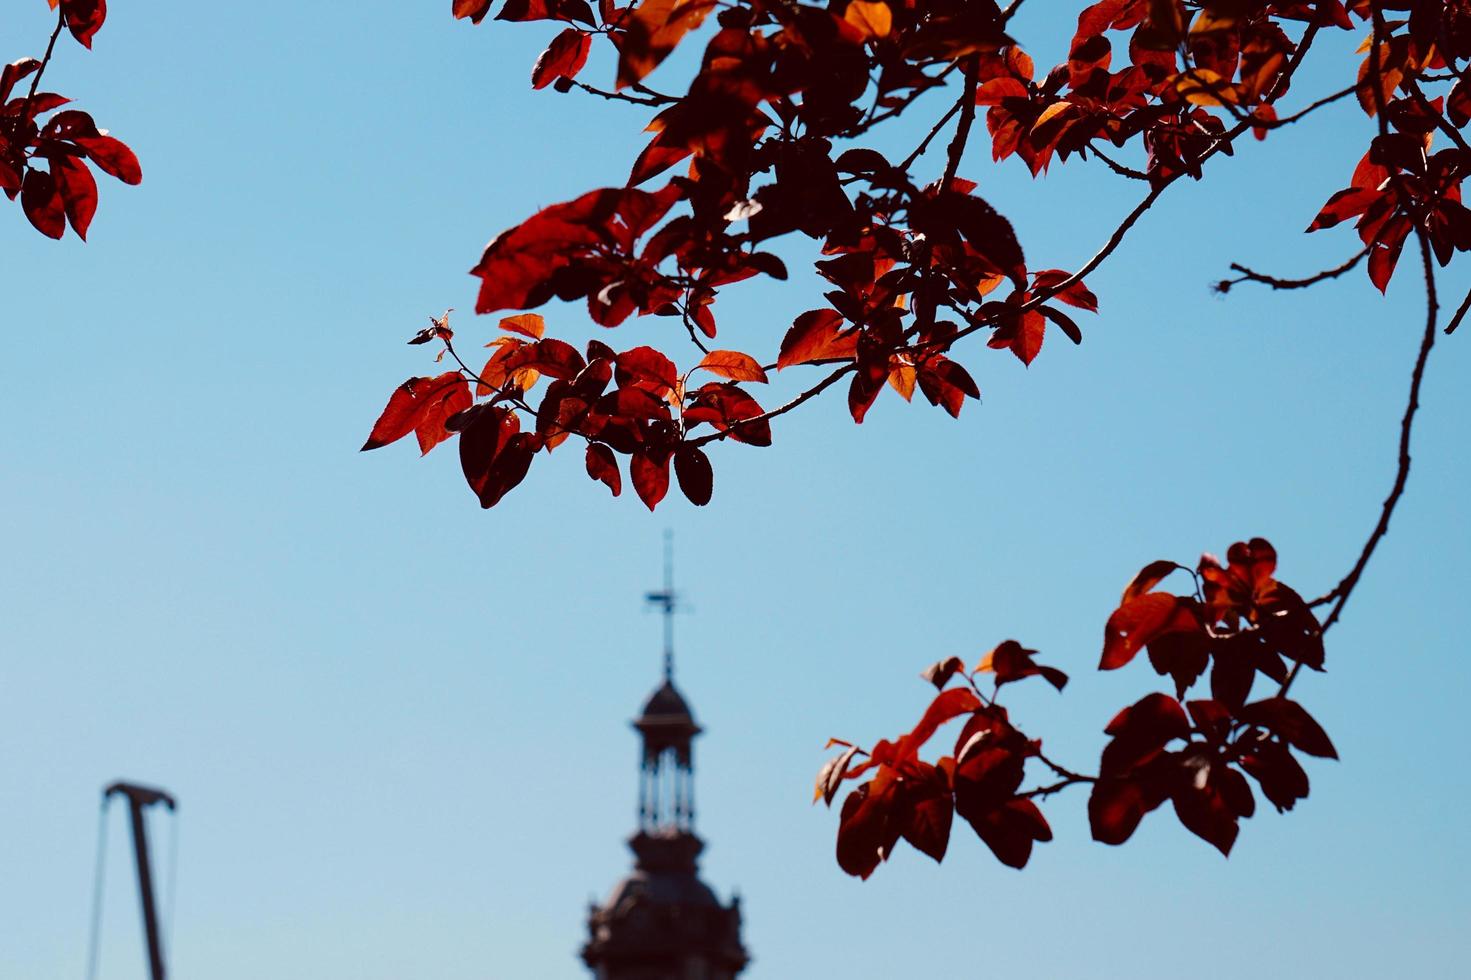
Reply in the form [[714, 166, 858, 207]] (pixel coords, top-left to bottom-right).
[[2, 3, 1468, 978]]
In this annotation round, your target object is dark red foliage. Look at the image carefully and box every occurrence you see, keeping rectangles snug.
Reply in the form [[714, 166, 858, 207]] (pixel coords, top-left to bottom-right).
[[11, 0, 1400, 884], [821, 537, 1335, 873], [5, 9, 140, 240]]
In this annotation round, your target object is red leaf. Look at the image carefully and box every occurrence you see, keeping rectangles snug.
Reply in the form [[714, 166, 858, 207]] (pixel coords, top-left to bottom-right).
[[1031, 269, 1099, 312], [962, 797, 1052, 869], [1089, 777, 1162, 845], [1367, 217, 1411, 293], [777, 309, 857, 369], [847, 363, 887, 424], [1105, 693, 1191, 742], [453, 0, 495, 22], [920, 656, 967, 691], [52, 155, 97, 240], [40, 109, 97, 140], [1239, 740, 1310, 812], [899, 766, 954, 862], [585, 443, 621, 497], [360, 372, 471, 454], [1101, 593, 1201, 670], [1122, 560, 1184, 603], [513, 337, 587, 380], [836, 778, 902, 879], [74, 134, 141, 185], [0, 58, 41, 104], [615, 0, 717, 90], [616, 345, 678, 393], [683, 382, 770, 445], [1171, 756, 1245, 856], [1238, 698, 1338, 759], [1100, 693, 1190, 777], [893, 688, 981, 763], [471, 185, 681, 313], [61, 0, 107, 49], [976, 640, 1068, 692], [531, 29, 592, 90], [1040, 305, 1082, 345], [21, 168, 65, 239], [673, 444, 713, 505], [695, 350, 768, 383], [456, 404, 538, 508], [915, 356, 980, 418], [989, 309, 1046, 365], [630, 449, 671, 510], [1307, 187, 1380, 232], [24, 93, 71, 119]]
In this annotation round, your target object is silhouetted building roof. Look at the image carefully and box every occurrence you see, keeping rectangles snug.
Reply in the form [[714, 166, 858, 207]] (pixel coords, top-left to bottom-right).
[[581, 571, 748, 980]]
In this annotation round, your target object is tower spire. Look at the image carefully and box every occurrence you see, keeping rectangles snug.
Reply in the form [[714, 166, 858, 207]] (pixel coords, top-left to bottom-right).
[[644, 529, 678, 681]]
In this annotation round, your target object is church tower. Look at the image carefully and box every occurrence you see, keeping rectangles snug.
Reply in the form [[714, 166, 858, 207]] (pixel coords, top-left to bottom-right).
[[581, 540, 749, 980]]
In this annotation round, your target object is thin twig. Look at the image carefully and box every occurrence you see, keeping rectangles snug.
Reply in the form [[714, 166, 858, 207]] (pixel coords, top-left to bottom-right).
[[1285, 15, 1440, 692], [686, 363, 854, 447], [1443, 283, 1471, 335], [1268, 84, 1356, 127], [21, 10, 66, 123], [899, 97, 962, 173], [567, 79, 674, 107], [1087, 142, 1150, 181], [941, 56, 980, 190], [1220, 246, 1369, 292]]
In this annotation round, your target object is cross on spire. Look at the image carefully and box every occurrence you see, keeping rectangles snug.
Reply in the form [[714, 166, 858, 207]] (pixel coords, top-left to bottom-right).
[[644, 530, 679, 681]]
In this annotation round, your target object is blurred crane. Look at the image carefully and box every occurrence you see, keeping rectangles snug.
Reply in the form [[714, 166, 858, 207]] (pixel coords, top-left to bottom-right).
[[97, 782, 176, 980]]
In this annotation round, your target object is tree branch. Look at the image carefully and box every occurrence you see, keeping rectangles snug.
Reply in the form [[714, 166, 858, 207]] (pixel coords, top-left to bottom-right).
[[686, 363, 854, 447], [21, 9, 66, 124], [1219, 245, 1369, 292]]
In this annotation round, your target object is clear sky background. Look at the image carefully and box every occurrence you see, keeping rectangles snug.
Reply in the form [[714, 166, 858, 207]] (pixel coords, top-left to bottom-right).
[[3, 3, 1468, 978]]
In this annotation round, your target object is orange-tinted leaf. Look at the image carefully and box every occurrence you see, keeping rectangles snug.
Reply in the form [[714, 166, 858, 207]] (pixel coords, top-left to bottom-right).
[[499, 313, 546, 340], [695, 350, 768, 383], [615, 0, 716, 90], [453, 0, 495, 21], [778, 309, 857, 369], [843, 0, 892, 39]]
